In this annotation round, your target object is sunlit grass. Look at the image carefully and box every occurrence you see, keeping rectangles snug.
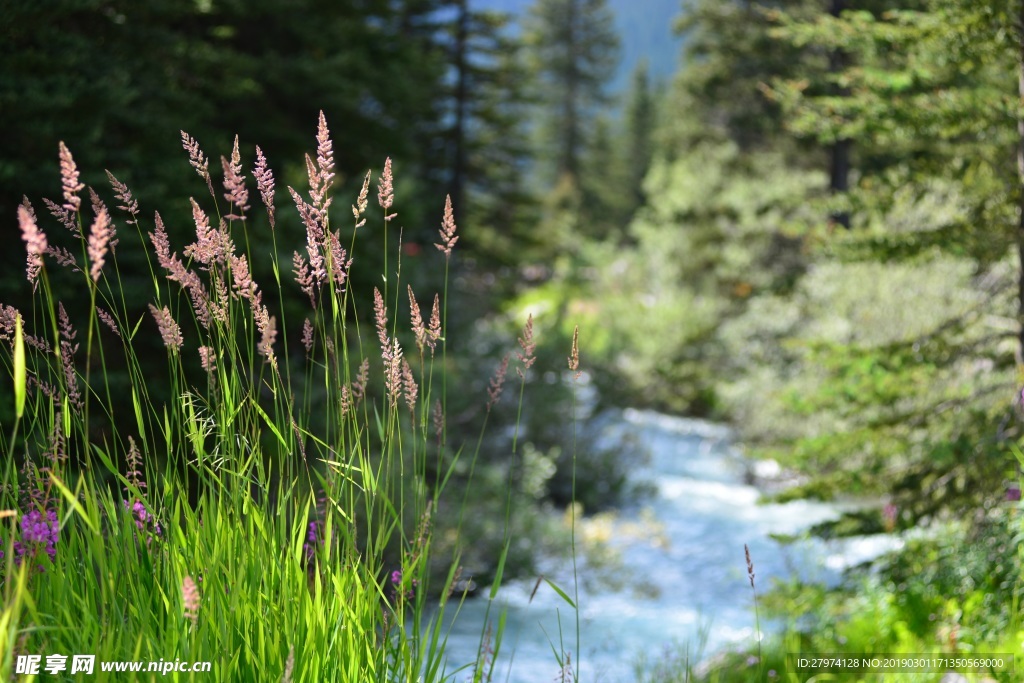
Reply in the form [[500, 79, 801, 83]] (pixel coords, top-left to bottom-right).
[[0, 116, 581, 682]]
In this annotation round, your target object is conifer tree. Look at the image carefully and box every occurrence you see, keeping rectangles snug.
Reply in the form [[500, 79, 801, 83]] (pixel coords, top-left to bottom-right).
[[624, 60, 656, 213], [443, 7, 540, 268], [524, 0, 620, 184]]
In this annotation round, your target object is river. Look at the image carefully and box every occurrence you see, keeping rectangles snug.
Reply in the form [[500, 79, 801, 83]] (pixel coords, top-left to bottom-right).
[[435, 408, 901, 682]]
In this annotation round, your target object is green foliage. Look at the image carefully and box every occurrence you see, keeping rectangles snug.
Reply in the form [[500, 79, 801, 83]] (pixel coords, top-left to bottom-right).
[[766, 0, 1019, 256], [454, 9, 545, 270], [0, 121, 587, 681], [563, 0, 1024, 671], [524, 0, 621, 183]]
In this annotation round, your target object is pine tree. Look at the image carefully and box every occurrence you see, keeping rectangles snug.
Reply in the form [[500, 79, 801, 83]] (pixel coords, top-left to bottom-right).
[[442, 8, 540, 268], [623, 60, 656, 213], [524, 0, 620, 185]]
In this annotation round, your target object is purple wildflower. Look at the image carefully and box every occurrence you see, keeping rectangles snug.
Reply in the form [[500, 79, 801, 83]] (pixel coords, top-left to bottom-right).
[[1007, 485, 1021, 502], [2, 509, 59, 568], [303, 520, 321, 562], [389, 568, 418, 602], [123, 499, 162, 542]]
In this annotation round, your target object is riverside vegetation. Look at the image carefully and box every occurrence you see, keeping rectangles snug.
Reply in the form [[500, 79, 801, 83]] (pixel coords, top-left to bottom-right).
[[0, 118, 584, 682], [8, 0, 1024, 681]]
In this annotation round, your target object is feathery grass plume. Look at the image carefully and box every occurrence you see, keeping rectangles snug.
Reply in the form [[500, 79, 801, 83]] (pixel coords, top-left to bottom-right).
[[185, 198, 234, 266], [408, 285, 426, 352], [414, 499, 432, 551], [745, 543, 762, 667], [373, 287, 389, 349], [255, 307, 278, 365], [125, 436, 146, 494], [290, 187, 326, 285], [327, 230, 351, 295], [198, 345, 217, 374], [29, 377, 60, 402], [148, 304, 183, 352], [556, 653, 574, 683], [43, 421, 68, 471], [433, 398, 444, 446], [59, 141, 84, 212], [229, 254, 258, 302], [427, 294, 441, 352], [182, 575, 200, 624], [315, 110, 335, 191], [568, 325, 580, 378], [88, 187, 107, 225], [60, 342, 82, 412], [46, 245, 78, 270], [105, 170, 139, 223], [352, 170, 371, 227], [211, 271, 230, 325], [384, 339, 404, 408], [377, 157, 396, 219], [301, 318, 314, 355], [340, 385, 352, 418], [281, 646, 295, 683], [221, 135, 249, 220], [529, 576, 544, 604], [477, 621, 495, 681], [351, 358, 369, 401], [486, 354, 510, 412], [181, 131, 214, 196], [401, 359, 418, 413], [20, 456, 48, 510], [18, 202, 47, 286], [96, 307, 120, 337], [0, 304, 19, 343], [293, 251, 316, 308], [744, 543, 755, 589], [435, 194, 458, 258], [87, 207, 112, 282], [253, 146, 276, 228], [57, 303, 83, 411], [149, 212, 174, 270], [34, 432, 60, 497], [43, 196, 79, 236], [516, 314, 536, 379], [150, 212, 214, 330]]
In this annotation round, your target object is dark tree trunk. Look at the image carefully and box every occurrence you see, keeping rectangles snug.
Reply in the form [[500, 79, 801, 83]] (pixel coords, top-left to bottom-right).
[[829, 0, 851, 229], [450, 0, 469, 224], [561, 0, 580, 180]]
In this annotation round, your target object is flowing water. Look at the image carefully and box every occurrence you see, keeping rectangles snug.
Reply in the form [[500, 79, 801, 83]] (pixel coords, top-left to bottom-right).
[[436, 409, 902, 682]]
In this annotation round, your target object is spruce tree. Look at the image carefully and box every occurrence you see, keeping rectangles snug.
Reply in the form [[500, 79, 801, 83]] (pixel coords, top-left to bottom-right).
[[524, 0, 620, 184]]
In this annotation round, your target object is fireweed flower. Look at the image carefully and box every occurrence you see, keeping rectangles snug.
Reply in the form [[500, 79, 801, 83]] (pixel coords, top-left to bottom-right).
[[1, 508, 59, 569], [303, 520, 321, 563], [123, 499, 162, 542], [389, 568, 418, 601]]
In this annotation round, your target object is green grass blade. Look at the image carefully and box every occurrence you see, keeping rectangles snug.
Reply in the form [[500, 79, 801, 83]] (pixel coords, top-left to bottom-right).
[[489, 540, 509, 600], [543, 577, 576, 609], [48, 472, 99, 536], [13, 313, 25, 419]]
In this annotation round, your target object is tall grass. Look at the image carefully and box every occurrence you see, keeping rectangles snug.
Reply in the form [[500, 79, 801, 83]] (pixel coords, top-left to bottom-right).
[[0, 115, 578, 682]]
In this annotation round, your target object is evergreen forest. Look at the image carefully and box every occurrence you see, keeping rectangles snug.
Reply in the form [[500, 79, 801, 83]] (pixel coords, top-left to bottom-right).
[[2, 0, 1024, 681]]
